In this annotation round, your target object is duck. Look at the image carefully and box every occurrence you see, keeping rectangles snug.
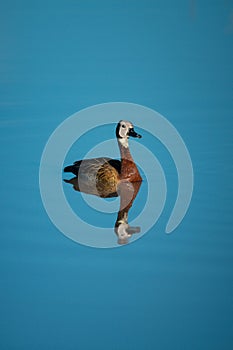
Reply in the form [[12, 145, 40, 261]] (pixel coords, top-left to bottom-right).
[[63, 120, 142, 196]]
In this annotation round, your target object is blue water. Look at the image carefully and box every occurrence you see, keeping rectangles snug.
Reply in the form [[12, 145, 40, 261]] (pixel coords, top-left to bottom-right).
[[1, 1, 233, 349]]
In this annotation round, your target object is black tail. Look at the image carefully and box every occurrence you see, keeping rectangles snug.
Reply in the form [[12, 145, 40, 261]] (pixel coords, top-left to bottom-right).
[[64, 165, 75, 173]]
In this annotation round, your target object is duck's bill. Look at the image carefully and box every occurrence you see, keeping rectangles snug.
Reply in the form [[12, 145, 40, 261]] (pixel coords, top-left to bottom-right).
[[128, 128, 142, 138]]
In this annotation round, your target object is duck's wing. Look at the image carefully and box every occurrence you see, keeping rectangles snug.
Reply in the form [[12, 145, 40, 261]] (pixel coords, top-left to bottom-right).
[[63, 157, 121, 197]]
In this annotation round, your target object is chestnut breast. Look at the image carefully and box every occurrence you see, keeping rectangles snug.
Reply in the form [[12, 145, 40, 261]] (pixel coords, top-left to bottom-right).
[[120, 159, 142, 182]]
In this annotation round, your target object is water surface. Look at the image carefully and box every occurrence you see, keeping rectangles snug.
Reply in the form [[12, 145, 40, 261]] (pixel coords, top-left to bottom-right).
[[0, 1, 232, 350]]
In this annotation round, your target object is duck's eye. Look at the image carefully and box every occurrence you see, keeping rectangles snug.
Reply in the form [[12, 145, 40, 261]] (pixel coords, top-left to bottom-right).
[[122, 124, 126, 128]]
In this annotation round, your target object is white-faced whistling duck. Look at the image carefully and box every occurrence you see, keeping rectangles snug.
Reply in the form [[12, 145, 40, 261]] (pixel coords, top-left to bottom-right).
[[63, 120, 142, 196]]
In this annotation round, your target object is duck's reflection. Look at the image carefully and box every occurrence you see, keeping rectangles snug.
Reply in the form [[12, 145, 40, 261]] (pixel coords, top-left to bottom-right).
[[64, 177, 142, 245], [114, 180, 141, 245]]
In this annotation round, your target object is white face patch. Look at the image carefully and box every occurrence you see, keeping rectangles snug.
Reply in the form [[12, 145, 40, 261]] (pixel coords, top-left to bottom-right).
[[117, 120, 133, 146]]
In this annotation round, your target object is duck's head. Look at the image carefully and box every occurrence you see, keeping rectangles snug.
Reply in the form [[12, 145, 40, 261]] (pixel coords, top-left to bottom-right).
[[116, 120, 142, 143]]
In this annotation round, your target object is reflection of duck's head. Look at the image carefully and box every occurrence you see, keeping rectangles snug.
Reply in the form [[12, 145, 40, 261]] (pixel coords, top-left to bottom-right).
[[116, 222, 131, 245], [115, 216, 141, 245]]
